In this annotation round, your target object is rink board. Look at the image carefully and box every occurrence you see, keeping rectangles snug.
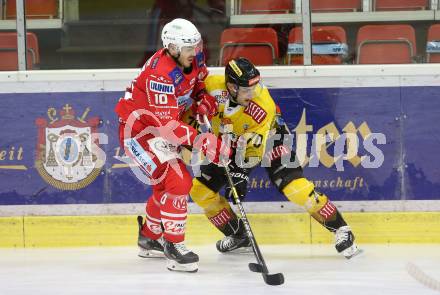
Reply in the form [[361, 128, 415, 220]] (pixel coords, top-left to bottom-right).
[[1, 212, 440, 247], [0, 84, 439, 206], [1, 65, 440, 247]]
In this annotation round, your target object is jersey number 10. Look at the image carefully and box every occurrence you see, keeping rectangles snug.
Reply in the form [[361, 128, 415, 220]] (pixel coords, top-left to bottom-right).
[[155, 93, 168, 105]]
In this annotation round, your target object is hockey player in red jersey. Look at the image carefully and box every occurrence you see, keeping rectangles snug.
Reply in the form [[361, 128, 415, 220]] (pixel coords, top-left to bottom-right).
[[115, 18, 225, 272]]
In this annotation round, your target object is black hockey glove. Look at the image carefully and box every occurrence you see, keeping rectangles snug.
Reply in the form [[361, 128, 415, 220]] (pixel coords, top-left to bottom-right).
[[224, 162, 250, 204]]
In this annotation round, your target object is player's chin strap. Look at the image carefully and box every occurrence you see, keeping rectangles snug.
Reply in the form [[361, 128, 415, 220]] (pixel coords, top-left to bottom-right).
[[202, 115, 284, 286]]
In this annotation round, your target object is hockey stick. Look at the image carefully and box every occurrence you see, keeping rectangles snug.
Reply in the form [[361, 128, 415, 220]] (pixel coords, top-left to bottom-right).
[[202, 115, 285, 286]]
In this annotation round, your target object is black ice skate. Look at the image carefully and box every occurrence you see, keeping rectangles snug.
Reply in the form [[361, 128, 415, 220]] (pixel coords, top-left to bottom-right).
[[335, 225, 362, 259], [137, 216, 164, 258], [216, 234, 252, 253], [164, 241, 199, 272]]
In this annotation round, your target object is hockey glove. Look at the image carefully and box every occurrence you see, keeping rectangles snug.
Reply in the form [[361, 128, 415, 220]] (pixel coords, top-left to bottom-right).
[[193, 89, 218, 124], [225, 162, 250, 204]]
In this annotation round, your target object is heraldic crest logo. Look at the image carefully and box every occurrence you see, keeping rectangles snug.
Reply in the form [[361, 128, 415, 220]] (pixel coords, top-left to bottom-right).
[[35, 104, 103, 190]]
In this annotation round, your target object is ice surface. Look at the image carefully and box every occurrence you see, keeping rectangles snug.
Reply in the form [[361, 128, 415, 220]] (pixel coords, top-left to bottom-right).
[[0, 244, 439, 295]]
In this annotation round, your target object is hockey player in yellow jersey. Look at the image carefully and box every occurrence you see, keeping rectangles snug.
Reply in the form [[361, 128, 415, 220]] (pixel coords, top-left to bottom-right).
[[188, 57, 360, 258]]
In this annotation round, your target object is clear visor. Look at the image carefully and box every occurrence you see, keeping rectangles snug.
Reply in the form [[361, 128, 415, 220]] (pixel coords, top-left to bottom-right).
[[180, 39, 203, 55], [236, 81, 263, 99]]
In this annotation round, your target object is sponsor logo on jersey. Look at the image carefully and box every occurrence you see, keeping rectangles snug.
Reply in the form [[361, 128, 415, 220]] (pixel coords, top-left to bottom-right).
[[150, 57, 159, 69], [146, 222, 162, 235], [162, 219, 186, 234], [126, 138, 157, 177], [213, 90, 229, 104], [208, 208, 232, 228], [154, 110, 173, 120], [319, 199, 337, 220], [169, 67, 184, 86], [149, 80, 175, 94], [196, 52, 205, 68], [172, 195, 188, 210], [244, 101, 267, 124]]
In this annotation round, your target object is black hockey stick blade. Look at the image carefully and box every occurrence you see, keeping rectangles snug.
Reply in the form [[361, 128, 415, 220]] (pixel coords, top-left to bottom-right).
[[249, 263, 285, 285], [248, 262, 264, 273], [263, 272, 285, 286]]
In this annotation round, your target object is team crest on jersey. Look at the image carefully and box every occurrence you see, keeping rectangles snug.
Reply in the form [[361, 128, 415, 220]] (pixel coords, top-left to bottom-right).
[[212, 89, 229, 104], [244, 101, 267, 124], [35, 104, 102, 190], [169, 67, 184, 86], [149, 80, 175, 94]]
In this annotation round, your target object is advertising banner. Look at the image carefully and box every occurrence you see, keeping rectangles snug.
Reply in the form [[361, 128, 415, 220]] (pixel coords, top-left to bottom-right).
[[0, 86, 439, 205]]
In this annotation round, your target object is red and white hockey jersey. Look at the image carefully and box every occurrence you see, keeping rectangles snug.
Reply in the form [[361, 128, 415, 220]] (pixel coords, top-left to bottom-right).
[[115, 48, 209, 146]]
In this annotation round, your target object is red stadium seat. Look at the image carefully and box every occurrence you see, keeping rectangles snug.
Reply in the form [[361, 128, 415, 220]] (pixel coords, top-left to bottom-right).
[[240, 0, 294, 14], [356, 25, 416, 64], [6, 0, 58, 19], [374, 0, 428, 11], [311, 0, 361, 12], [0, 32, 40, 70], [288, 26, 347, 65], [427, 24, 440, 63], [219, 27, 279, 66]]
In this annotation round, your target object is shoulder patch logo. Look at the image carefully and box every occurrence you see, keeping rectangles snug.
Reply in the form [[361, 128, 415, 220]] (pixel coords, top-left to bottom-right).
[[244, 101, 267, 124], [169, 67, 184, 86], [149, 80, 175, 94]]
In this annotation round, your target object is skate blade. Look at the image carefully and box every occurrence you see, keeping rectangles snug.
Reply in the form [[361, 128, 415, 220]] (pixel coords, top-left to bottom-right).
[[343, 245, 363, 259], [138, 247, 165, 258], [220, 246, 254, 255], [166, 259, 198, 273]]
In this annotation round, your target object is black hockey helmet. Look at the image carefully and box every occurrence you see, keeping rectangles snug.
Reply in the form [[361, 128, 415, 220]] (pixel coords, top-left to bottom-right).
[[225, 57, 260, 88]]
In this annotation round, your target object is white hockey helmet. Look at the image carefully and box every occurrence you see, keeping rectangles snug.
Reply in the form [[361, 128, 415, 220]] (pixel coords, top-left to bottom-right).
[[161, 18, 202, 53]]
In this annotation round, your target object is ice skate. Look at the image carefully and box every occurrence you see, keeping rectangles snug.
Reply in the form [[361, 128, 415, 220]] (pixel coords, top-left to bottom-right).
[[137, 216, 165, 258], [216, 234, 252, 253], [335, 225, 362, 259], [164, 241, 199, 272]]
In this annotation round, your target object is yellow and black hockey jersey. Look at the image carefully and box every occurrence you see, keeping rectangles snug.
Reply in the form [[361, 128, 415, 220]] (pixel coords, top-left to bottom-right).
[[185, 74, 277, 162]]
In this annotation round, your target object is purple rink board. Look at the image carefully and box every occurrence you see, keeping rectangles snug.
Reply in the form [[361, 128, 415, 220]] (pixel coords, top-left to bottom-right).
[[0, 86, 439, 205]]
